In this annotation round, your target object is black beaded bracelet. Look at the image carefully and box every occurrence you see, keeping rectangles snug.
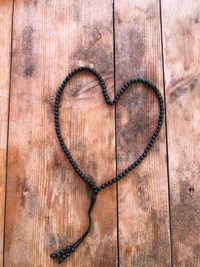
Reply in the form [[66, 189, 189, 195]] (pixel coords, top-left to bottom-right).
[[50, 66, 164, 264]]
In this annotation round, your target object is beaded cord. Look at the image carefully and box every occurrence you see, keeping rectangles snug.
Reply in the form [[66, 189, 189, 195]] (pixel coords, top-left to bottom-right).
[[50, 66, 164, 264]]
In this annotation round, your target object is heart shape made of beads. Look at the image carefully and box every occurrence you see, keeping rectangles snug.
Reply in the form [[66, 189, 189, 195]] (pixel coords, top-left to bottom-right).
[[54, 66, 164, 193]]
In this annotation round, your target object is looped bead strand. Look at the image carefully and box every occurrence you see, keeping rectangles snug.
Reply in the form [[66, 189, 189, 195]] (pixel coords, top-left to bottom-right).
[[51, 66, 165, 264]]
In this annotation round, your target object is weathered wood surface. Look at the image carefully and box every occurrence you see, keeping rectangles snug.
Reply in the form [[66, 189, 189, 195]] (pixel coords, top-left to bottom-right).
[[161, 0, 200, 266], [0, 1, 13, 266], [1, 0, 200, 266], [4, 1, 117, 267], [114, 1, 171, 266]]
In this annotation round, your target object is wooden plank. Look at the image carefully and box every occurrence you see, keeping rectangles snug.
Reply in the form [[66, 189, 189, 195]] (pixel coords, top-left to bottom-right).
[[114, 1, 171, 266], [161, 0, 200, 266], [5, 1, 117, 266], [0, 0, 13, 266]]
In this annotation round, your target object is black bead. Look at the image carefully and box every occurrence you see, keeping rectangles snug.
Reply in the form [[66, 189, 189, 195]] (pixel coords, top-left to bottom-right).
[[60, 140, 64, 145], [54, 117, 58, 122], [147, 144, 152, 150], [76, 67, 81, 72], [148, 140, 153, 146], [131, 163, 136, 168], [50, 253, 56, 259], [157, 128, 161, 134], [106, 99, 112, 105], [128, 166, 132, 171], [74, 166, 79, 172], [89, 180, 94, 186], [54, 99, 59, 107], [117, 91, 122, 97], [56, 132, 61, 138], [56, 89, 61, 96], [140, 155, 144, 160], [70, 246, 75, 252], [54, 103, 59, 109], [115, 95, 120, 101], [160, 103, 164, 109], [143, 151, 147, 157], [75, 68, 80, 73], [159, 114, 163, 119]]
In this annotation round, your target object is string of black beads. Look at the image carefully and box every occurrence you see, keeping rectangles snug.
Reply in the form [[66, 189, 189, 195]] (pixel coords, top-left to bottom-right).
[[54, 66, 164, 193], [51, 66, 164, 264]]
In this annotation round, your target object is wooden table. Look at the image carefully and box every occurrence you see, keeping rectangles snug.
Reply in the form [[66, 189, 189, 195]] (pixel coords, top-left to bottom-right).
[[0, 0, 199, 266]]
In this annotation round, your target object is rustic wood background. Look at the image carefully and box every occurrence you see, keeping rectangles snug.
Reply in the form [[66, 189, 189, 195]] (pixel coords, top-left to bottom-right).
[[0, 0, 199, 266]]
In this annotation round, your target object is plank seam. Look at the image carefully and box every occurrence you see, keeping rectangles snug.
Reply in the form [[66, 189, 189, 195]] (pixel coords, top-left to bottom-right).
[[112, 1, 120, 266], [3, 1, 15, 266], [159, 1, 174, 266]]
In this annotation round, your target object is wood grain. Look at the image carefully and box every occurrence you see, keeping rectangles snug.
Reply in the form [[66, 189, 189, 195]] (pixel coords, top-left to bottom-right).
[[4, 1, 117, 266], [114, 1, 171, 266], [0, 1, 13, 266], [161, 0, 200, 266], [3, 1, 199, 266]]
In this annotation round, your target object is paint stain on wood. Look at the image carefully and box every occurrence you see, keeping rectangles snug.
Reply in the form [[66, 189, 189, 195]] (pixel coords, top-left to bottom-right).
[[169, 76, 199, 103], [5, 146, 27, 250], [116, 86, 157, 165], [43, 95, 55, 117], [71, 22, 113, 74], [22, 25, 36, 77], [115, 26, 147, 82], [171, 163, 200, 266], [194, 13, 199, 24]]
